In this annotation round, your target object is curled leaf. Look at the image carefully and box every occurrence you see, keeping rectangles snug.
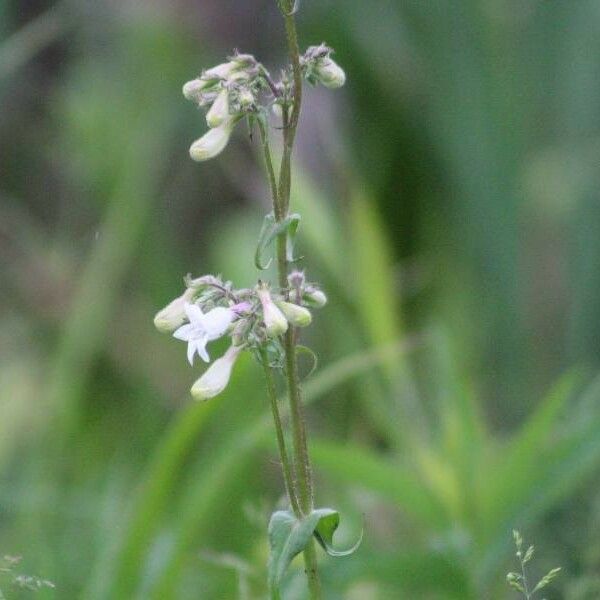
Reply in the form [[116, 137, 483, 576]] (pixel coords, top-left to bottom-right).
[[295, 345, 318, 380], [313, 509, 363, 557], [254, 212, 302, 270], [268, 508, 361, 596]]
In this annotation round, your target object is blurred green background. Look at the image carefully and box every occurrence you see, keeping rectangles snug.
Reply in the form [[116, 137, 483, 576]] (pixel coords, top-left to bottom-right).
[[2, 0, 600, 598]]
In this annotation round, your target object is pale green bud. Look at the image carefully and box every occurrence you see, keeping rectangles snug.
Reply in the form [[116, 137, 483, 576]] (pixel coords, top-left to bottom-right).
[[191, 345, 241, 401], [303, 288, 327, 308], [315, 58, 346, 89], [238, 89, 255, 110], [204, 61, 237, 80], [206, 88, 230, 128], [189, 118, 235, 162], [257, 286, 288, 337], [154, 288, 196, 333], [276, 301, 312, 327], [183, 78, 211, 102]]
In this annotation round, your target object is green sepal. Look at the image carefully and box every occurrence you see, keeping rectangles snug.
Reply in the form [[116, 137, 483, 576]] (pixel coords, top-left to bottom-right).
[[268, 508, 362, 595], [254, 212, 301, 270]]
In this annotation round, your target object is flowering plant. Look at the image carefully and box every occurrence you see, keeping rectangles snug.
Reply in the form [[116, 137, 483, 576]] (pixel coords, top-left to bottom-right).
[[154, 2, 358, 597]]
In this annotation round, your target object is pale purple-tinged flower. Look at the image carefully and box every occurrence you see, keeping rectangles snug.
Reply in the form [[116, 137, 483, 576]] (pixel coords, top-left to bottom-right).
[[257, 286, 288, 337], [173, 303, 234, 365], [190, 344, 242, 400], [231, 301, 253, 316]]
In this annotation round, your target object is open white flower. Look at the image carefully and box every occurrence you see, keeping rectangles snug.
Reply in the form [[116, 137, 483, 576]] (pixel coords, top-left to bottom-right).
[[190, 344, 242, 401], [173, 303, 234, 365]]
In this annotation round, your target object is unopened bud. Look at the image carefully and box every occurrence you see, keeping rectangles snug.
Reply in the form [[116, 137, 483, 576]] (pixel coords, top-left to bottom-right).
[[257, 285, 288, 337], [189, 118, 235, 162], [204, 61, 237, 80], [206, 88, 230, 128], [191, 345, 241, 400], [276, 301, 312, 328], [154, 288, 195, 333], [183, 78, 212, 102], [303, 288, 327, 308], [238, 89, 255, 110], [315, 57, 346, 89]]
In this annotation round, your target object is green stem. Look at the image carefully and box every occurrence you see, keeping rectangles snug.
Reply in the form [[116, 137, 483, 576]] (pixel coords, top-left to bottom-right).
[[274, 2, 322, 598], [260, 348, 301, 517]]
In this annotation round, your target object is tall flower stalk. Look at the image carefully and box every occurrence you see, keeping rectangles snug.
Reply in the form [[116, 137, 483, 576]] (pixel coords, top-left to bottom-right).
[[154, 2, 356, 597]]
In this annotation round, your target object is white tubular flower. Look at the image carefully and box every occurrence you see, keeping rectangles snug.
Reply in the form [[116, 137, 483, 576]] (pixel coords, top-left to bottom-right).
[[204, 61, 237, 80], [189, 117, 235, 162], [303, 288, 328, 308], [206, 88, 230, 128], [183, 78, 212, 102], [276, 300, 312, 327], [154, 288, 196, 333], [257, 286, 288, 337], [315, 57, 346, 89], [173, 303, 235, 365], [191, 344, 242, 401]]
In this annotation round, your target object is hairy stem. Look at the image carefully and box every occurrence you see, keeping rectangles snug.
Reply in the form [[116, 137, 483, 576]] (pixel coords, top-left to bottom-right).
[[260, 348, 300, 516], [274, 2, 322, 598]]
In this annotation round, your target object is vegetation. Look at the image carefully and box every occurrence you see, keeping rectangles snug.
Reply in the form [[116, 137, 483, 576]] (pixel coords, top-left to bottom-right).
[[2, 0, 600, 598]]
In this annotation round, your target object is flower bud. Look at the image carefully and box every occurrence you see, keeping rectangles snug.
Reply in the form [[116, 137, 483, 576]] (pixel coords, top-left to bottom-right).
[[189, 118, 234, 162], [191, 345, 241, 401], [154, 288, 195, 333], [238, 89, 255, 110], [314, 58, 346, 89], [204, 61, 237, 80], [182, 78, 211, 102], [231, 317, 251, 346], [276, 301, 312, 328], [257, 286, 288, 337], [231, 53, 256, 68], [303, 288, 327, 308], [206, 88, 230, 128]]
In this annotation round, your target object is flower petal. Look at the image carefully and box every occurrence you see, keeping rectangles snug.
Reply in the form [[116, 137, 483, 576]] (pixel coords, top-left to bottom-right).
[[197, 341, 210, 363], [184, 303, 204, 324], [173, 323, 194, 341], [187, 340, 197, 366], [203, 307, 234, 339]]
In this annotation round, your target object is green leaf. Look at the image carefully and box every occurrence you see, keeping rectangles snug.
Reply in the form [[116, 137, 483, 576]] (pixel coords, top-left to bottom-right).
[[267, 510, 319, 594], [313, 509, 363, 557], [268, 508, 360, 595], [254, 212, 302, 270]]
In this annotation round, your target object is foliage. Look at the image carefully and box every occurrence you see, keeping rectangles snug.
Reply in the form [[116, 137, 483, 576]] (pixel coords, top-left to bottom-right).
[[2, 0, 600, 598]]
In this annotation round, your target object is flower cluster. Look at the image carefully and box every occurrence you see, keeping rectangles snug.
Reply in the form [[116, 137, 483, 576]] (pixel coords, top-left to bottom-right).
[[182, 46, 345, 162], [183, 53, 264, 162], [301, 44, 346, 89], [154, 272, 326, 400]]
